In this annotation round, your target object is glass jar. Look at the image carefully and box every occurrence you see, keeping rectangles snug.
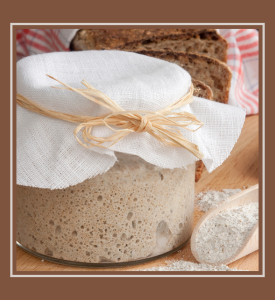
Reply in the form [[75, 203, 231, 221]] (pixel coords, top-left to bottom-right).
[[17, 153, 195, 267]]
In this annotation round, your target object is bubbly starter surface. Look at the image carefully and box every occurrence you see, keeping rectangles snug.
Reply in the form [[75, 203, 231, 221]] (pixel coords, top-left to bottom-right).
[[17, 153, 195, 264]]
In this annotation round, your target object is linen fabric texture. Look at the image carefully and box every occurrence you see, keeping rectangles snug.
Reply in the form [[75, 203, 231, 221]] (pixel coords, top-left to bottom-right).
[[17, 50, 246, 189]]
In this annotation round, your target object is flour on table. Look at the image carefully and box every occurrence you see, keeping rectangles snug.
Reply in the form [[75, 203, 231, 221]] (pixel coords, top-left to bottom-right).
[[139, 260, 244, 271], [195, 202, 258, 264], [196, 189, 242, 212]]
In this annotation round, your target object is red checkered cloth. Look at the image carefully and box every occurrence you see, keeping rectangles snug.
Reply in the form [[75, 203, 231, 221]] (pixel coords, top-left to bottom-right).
[[219, 29, 259, 115], [16, 28, 259, 115], [16, 29, 78, 60]]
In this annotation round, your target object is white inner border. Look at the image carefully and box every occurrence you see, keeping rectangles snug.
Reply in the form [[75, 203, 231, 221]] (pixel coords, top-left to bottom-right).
[[10, 23, 265, 278]]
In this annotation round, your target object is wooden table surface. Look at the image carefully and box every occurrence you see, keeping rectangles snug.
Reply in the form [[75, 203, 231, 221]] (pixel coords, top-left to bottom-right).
[[16, 115, 259, 272]]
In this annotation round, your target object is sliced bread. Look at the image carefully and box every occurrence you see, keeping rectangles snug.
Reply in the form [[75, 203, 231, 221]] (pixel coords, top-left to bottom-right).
[[71, 29, 199, 51], [71, 29, 227, 62]]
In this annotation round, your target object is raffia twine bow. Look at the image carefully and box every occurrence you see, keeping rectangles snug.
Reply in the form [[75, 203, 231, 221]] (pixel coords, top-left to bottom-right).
[[16, 75, 204, 159]]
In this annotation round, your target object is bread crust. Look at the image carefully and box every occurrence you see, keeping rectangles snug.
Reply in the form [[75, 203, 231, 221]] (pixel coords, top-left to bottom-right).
[[192, 79, 213, 100], [195, 160, 205, 182]]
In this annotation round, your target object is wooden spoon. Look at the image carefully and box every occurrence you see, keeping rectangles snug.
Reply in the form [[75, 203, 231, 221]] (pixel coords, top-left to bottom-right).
[[191, 184, 259, 266]]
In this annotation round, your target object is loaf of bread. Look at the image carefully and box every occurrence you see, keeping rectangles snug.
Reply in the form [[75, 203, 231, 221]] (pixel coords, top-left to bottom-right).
[[132, 50, 231, 104], [71, 29, 227, 62]]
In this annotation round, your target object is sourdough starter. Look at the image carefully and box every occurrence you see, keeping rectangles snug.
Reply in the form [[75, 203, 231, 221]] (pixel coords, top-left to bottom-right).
[[17, 153, 195, 264]]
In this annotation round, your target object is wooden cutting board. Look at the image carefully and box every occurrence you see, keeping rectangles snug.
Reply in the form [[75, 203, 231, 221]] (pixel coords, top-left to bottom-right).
[[16, 115, 259, 272]]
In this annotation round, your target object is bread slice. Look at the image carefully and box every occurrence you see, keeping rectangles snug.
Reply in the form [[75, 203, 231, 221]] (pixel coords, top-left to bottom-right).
[[117, 30, 228, 62], [71, 29, 199, 51], [70, 29, 227, 62], [192, 79, 213, 182], [131, 50, 231, 104]]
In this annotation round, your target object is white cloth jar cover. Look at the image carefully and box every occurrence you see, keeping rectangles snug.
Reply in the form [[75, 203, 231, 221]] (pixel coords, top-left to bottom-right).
[[17, 50, 246, 189]]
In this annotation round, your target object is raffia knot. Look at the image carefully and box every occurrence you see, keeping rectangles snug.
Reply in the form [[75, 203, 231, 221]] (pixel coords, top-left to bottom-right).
[[130, 114, 152, 133], [16, 75, 204, 159]]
